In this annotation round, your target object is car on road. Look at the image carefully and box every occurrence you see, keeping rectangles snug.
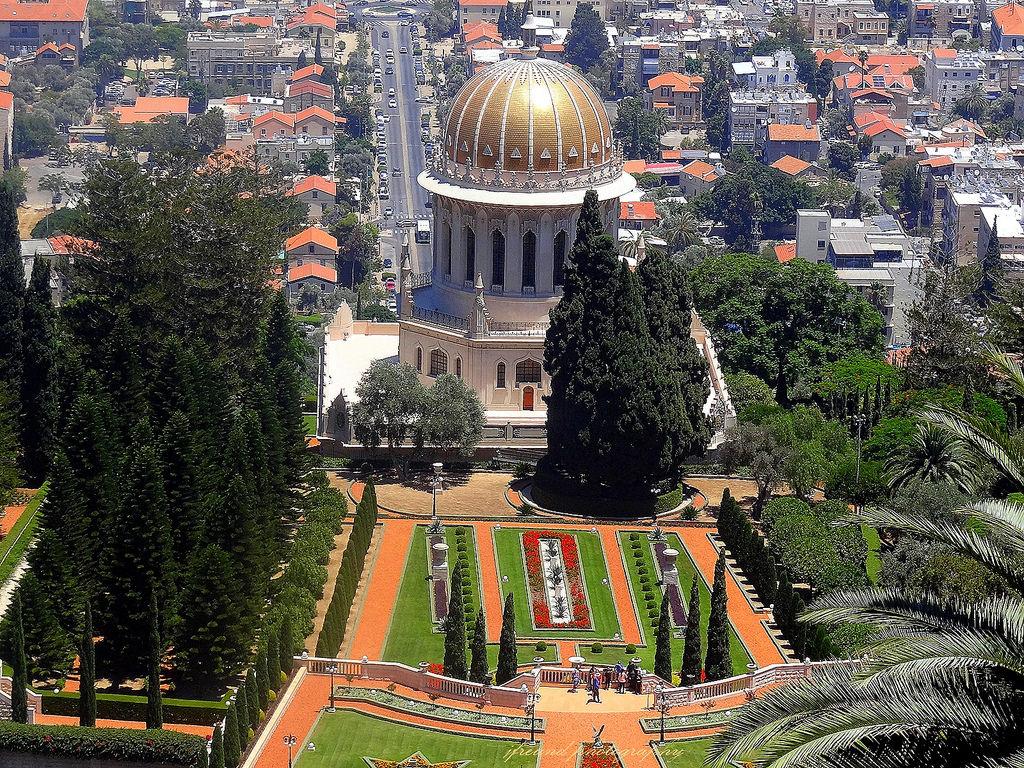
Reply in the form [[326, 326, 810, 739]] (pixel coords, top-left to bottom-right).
[[415, 96, 431, 103], [381, 29, 389, 37], [384, 277, 396, 291], [385, 66, 394, 75], [388, 87, 396, 97], [384, 206, 394, 217], [383, 114, 392, 122], [400, 46, 408, 54], [392, 169, 402, 177], [389, 99, 398, 108], [383, 258, 394, 269]]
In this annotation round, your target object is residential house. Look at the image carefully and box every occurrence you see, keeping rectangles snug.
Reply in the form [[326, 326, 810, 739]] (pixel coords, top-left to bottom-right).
[[770, 155, 815, 178], [814, 49, 863, 77], [287, 3, 337, 50], [253, 106, 337, 167], [763, 123, 821, 163], [618, 37, 682, 92], [727, 88, 817, 151], [289, 175, 338, 220], [285, 226, 339, 271], [908, 0, 975, 40], [925, 48, 983, 111], [284, 79, 334, 113], [113, 96, 192, 125], [0, 0, 89, 60], [645, 72, 703, 130], [832, 67, 916, 119], [287, 262, 338, 300], [33, 41, 76, 67], [853, 112, 910, 157], [618, 200, 659, 231], [731, 49, 798, 88], [992, 1, 1024, 51], [678, 159, 726, 199], [793, 0, 888, 44]]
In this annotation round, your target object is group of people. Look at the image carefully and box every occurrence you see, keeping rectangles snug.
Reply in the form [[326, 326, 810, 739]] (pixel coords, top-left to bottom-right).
[[570, 661, 644, 703]]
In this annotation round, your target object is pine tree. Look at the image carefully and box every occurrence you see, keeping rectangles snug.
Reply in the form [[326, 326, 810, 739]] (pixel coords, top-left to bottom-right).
[[495, 593, 517, 685], [654, 593, 673, 682], [159, 411, 204, 563], [13, 571, 72, 680], [468, 610, 488, 683], [223, 698, 241, 768], [146, 593, 163, 729], [255, 642, 270, 710], [443, 561, 468, 679], [210, 724, 226, 768], [980, 221, 1005, 305], [717, 489, 738, 550], [11, 594, 28, 723], [80, 602, 97, 727], [0, 183, 24, 395], [19, 259, 56, 483], [704, 551, 731, 681], [680, 576, 702, 685]]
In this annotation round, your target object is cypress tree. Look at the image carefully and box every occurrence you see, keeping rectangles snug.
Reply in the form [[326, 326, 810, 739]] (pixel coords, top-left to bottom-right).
[[19, 259, 56, 483], [760, 542, 778, 608], [245, 667, 260, 726], [279, 611, 294, 674], [680, 576, 702, 685], [873, 376, 882, 426], [314, 28, 323, 65], [0, 183, 24, 395], [267, 621, 283, 685], [654, 593, 673, 682], [255, 643, 270, 710], [704, 550, 731, 681], [495, 592, 517, 685], [10, 594, 28, 723], [468, 610, 488, 683], [443, 561, 468, 679], [80, 602, 97, 727], [237, 677, 252, 744], [297, 49, 307, 70], [774, 574, 795, 640], [980, 220, 1005, 305], [210, 724, 226, 768], [159, 411, 204, 562], [223, 698, 241, 768], [146, 593, 163, 730]]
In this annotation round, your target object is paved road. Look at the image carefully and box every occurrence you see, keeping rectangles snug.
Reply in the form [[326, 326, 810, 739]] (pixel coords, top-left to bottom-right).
[[368, 18, 433, 277]]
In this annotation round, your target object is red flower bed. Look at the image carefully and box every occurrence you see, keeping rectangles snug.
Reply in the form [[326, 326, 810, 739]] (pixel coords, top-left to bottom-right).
[[522, 530, 592, 629], [580, 744, 623, 768]]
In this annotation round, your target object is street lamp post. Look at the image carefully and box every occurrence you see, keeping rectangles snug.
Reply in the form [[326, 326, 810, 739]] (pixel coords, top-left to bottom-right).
[[283, 734, 297, 768], [524, 691, 540, 745], [428, 462, 444, 533], [656, 684, 667, 743], [853, 413, 867, 485], [326, 664, 338, 712]]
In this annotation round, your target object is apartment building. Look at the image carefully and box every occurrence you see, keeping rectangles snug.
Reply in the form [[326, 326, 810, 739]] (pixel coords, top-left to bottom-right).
[[187, 31, 311, 96], [731, 49, 799, 88], [941, 172, 1024, 264], [908, 0, 975, 40], [793, 0, 888, 44], [925, 48, 983, 110], [618, 36, 682, 92], [727, 88, 817, 151], [645, 71, 703, 130], [0, 0, 89, 60], [979, 201, 1024, 274], [992, 1, 1024, 51]]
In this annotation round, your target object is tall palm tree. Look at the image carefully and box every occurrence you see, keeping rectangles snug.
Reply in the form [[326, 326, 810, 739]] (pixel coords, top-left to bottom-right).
[[619, 230, 664, 262], [884, 422, 983, 493], [708, 346, 1024, 768], [657, 209, 701, 253]]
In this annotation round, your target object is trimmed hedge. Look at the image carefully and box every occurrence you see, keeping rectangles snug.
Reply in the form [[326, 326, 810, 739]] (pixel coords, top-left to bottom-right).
[[41, 692, 226, 726], [0, 722, 208, 767], [315, 481, 379, 656]]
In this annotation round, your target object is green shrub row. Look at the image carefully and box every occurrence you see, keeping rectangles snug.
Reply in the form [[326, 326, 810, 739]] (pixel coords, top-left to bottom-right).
[[0, 722, 207, 768], [41, 692, 226, 726], [315, 481, 379, 656]]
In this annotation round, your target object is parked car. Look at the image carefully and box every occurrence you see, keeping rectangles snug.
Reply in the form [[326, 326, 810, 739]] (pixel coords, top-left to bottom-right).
[[384, 206, 394, 217]]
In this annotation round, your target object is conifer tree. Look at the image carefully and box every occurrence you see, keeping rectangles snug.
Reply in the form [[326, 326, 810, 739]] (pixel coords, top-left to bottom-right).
[[297, 49, 307, 70], [980, 221, 1005, 305], [147, 593, 163, 729], [495, 593, 517, 685], [13, 571, 71, 679], [19, 259, 56, 483], [717, 489, 737, 549], [279, 611, 294, 674], [873, 376, 882, 426], [680, 576, 702, 685], [654, 593, 673, 682], [443, 561, 468, 679], [245, 667, 259, 726], [704, 550, 731, 681], [80, 602, 97, 727], [266, 622, 282, 685], [234, 679, 250, 745], [314, 28, 323, 65], [223, 698, 241, 768], [255, 642, 270, 709], [468, 611, 488, 683], [210, 724, 226, 768], [0, 184, 24, 395], [160, 411, 204, 562], [10, 594, 27, 723]]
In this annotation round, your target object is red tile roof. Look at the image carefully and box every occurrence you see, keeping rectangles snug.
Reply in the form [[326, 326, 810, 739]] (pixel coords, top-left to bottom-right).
[[815, 49, 860, 67], [0, 0, 88, 23], [993, 2, 1024, 36], [623, 159, 648, 174], [767, 123, 820, 142], [0, 91, 12, 110], [619, 201, 659, 221], [647, 72, 703, 94], [680, 159, 720, 181], [770, 155, 812, 175], [286, 227, 338, 252], [863, 54, 921, 75], [295, 105, 336, 124], [290, 64, 325, 83], [113, 96, 190, 124], [774, 242, 796, 263], [254, 110, 295, 129], [290, 175, 337, 196], [289, 262, 338, 282], [237, 15, 274, 27], [288, 79, 333, 98]]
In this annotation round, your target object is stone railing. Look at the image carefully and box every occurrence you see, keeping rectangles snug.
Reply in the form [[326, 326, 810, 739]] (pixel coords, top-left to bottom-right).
[[410, 305, 469, 332], [428, 151, 625, 192], [408, 271, 432, 289], [299, 656, 536, 709], [658, 660, 858, 707]]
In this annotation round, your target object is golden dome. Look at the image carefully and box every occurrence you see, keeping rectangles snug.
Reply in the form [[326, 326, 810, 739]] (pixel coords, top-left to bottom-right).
[[443, 57, 613, 175]]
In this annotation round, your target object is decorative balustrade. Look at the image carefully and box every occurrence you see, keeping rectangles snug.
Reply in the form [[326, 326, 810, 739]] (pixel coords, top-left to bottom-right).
[[428, 149, 626, 192], [299, 656, 535, 709], [410, 306, 469, 331], [489, 321, 549, 336], [408, 271, 432, 289]]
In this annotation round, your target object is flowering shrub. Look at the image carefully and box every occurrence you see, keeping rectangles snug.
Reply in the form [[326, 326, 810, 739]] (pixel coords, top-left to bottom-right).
[[580, 744, 623, 768], [522, 530, 591, 629]]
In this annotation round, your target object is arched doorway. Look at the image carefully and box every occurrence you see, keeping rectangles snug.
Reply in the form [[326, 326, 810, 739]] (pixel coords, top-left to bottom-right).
[[522, 386, 535, 411]]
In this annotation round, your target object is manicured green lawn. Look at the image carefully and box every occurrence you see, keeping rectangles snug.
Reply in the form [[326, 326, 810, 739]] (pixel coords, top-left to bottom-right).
[[862, 525, 881, 584], [656, 738, 712, 768], [0, 485, 48, 586], [303, 414, 318, 435], [297, 710, 539, 768], [494, 528, 621, 639], [382, 526, 556, 669], [576, 533, 750, 676]]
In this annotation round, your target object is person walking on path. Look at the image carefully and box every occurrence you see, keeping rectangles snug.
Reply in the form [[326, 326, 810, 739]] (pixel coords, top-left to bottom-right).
[[571, 667, 581, 693], [590, 671, 602, 703], [617, 667, 627, 694]]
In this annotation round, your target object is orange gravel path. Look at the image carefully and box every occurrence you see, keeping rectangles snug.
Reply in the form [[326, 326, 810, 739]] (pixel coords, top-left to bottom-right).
[[35, 714, 212, 739], [675, 528, 784, 667], [347, 519, 416, 660], [597, 527, 642, 646], [469, 522, 504, 642]]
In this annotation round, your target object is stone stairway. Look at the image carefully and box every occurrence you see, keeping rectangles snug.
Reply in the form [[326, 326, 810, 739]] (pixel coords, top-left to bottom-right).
[[338, 524, 387, 658]]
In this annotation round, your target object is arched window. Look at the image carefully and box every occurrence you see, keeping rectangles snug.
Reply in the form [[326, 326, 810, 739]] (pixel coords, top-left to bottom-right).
[[429, 348, 448, 377], [415, 347, 423, 372], [522, 231, 536, 291], [465, 227, 476, 283], [516, 358, 542, 384], [496, 362, 506, 388], [455, 357, 462, 378], [491, 229, 505, 288], [444, 223, 452, 276], [553, 229, 567, 287]]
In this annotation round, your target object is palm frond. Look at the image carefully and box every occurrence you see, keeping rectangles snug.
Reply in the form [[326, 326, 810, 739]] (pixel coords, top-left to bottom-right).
[[918, 405, 1024, 489]]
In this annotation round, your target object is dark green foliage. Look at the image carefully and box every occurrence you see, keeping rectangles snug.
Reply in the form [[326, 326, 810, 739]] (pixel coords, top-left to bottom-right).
[[979, 221, 1004, 306], [146, 594, 163, 730], [0, 184, 24, 395], [19, 258, 57, 482], [10, 594, 27, 723], [315, 482, 374, 656], [255, 643, 270, 710], [717, 489, 777, 606], [266, 623, 282, 685], [0, 722, 208, 768], [223, 698, 241, 768], [443, 561, 468, 680], [680, 576, 702, 685], [233, 681, 249, 747], [495, 592, 517, 685], [704, 551, 731, 681], [654, 594, 672, 682], [4, 571, 73, 681], [80, 602, 96, 727], [564, 3, 608, 71], [469, 610, 488, 683], [244, 667, 259, 728], [279, 611, 294, 674], [210, 725, 225, 768]]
